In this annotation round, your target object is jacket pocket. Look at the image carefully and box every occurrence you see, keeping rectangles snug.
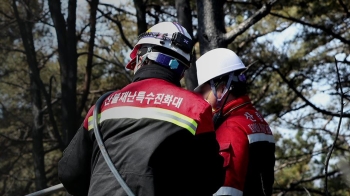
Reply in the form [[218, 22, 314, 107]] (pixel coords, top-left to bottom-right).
[[219, 142, 231, 168]]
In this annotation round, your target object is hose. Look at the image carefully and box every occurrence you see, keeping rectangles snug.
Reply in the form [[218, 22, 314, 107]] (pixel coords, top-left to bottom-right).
[[93, 92, 135, 196]]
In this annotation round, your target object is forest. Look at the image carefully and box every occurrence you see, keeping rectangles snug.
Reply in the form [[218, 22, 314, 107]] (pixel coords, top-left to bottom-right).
[[0, 0, 349, 195]]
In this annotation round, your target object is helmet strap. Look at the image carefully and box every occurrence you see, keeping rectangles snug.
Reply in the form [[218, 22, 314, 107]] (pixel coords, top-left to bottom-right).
[[134, 47, 152, 73], [147, 51, 186, 76], [137, 47, 152, 66], [211, 73, 234, 129], [210, 72, 235, 109]]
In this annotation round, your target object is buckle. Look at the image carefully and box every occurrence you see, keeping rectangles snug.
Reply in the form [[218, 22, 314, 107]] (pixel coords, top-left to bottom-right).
[[171, 32, 193, 53]]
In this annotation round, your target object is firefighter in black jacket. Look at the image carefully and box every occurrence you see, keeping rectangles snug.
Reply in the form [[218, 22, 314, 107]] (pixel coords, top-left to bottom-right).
[[58, 22, 225, 196]]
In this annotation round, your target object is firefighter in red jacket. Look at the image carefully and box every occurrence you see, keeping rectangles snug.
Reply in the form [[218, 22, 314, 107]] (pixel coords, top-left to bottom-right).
[[195, 48, 275, 196], [58, 22, 224, 196]]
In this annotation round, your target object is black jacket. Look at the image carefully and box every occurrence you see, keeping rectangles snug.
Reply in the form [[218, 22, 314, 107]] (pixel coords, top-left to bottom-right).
[[58, 64, 225, 196]]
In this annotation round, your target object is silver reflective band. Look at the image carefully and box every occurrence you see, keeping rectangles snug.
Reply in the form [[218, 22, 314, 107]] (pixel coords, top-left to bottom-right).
[[99, 106, 197, 135], [247, 133, 275, 144], [214, 186, 243, 196]]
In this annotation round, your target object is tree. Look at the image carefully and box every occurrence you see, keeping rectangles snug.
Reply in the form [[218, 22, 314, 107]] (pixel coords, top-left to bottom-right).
[[12, 0, 47, 190], [48, 0, 78, 146], [175, 0, 198, 90], [196, 0, 278, 54]]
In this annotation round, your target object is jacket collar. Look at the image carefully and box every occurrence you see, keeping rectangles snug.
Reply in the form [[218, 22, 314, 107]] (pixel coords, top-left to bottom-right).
[[132, 64, 181, 87], [214, 95, 252, 116]]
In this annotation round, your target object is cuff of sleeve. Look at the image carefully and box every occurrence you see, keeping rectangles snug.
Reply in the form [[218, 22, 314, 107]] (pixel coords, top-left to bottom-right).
[[213, 186, 243, 196]]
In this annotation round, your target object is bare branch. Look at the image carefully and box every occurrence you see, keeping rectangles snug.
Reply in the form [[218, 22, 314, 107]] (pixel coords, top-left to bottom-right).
[[77, 0, 99, 120], [77, 52, 132, 82], [270, 12, 350, 45], [0, 132, 57, 143], [0, 80, 28, 89], [38, 48, 57, 68], [44, 75, 64, 151], [223, 0, 278, 44], [226, 0, 254, 5], [0, 9, 14, 20], [44, 145, 60, 154], [77, 13, 105, 38], [278, 103, 308, 118], [270, 65, 350, 118], [294, 170, 340, 187], [41, 99, 60, 113], [99, 2, 136, 16], [338, 0, 350, 17], [275, 171, 341, 195], [275, 156, 310, 172], [324, 58, 345, 196], [147, 4, 176, 18], [97, 8, 133, 49], [274, 187, 324, 195], [147, 10, 159, 24], [237, 23, 292, 51], [0, 46, 26, 54]]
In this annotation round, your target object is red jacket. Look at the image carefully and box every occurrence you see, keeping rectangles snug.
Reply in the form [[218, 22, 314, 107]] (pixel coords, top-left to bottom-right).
[[58, 64, 225, 196], [214, 95, 275, 196]]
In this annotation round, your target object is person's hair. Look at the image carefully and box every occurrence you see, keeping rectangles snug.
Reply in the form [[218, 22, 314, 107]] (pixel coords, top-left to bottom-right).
[[212, 71, 247, 98]]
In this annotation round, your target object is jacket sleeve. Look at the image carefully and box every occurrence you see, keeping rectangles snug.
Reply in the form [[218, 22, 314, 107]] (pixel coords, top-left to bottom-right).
[[58, 124, 93, 196], [191, 105, 225, 196], [244, 141, 275, 196], [260, 142, 275, 196], [215, 125, 249, 196], [192, 132, 225, 195]]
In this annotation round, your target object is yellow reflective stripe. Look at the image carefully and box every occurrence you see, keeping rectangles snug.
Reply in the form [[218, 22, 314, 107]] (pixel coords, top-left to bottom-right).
[[164, 109, 198, 130], [98, 106, 198, 135], [88, 114, 100, 131]]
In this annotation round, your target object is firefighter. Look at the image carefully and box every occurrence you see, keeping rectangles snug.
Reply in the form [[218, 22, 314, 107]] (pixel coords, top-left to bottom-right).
[[58, 22, 224, 196], [195, 48, 275, 196]]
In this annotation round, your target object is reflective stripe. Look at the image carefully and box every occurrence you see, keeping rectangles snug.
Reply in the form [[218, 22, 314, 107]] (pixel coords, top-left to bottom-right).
[[248, 133, 275, 144], [88, 114, 100, 131], [172, 22, 185, 34], [89, 106, 197, 135], [214, 186, 243, 196]]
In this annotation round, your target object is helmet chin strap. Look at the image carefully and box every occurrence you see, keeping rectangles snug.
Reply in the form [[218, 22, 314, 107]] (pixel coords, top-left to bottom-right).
[[210, 72, 235, 110], [136, 47, 152, 71], [210, 72, 236, 129]]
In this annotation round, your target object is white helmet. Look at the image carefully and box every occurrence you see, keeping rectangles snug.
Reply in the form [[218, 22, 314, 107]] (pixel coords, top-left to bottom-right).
[[194, 48, 246, 92], [126, 22, 193, 70]]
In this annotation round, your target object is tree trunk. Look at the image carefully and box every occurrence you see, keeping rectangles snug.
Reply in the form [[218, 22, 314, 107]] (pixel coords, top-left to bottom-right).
[[175, 0, 198, 90], [196, 0, 227, 55], [12, 0, 47, 190], [77, 0, 99, 120], [48, 0, 78, 146], [133, 0, 147, 35], [30, 79, 47, 191]]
